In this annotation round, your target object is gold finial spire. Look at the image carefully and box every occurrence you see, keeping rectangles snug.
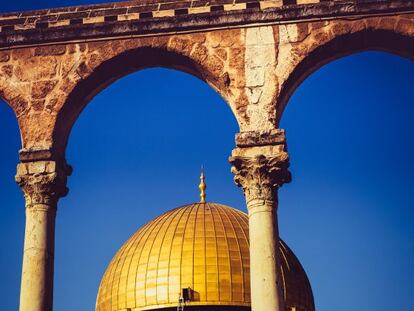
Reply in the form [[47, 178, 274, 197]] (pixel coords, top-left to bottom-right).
[[199, 166, 206, 203]]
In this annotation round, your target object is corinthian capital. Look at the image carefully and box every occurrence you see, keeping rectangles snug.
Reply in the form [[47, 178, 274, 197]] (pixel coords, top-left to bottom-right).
[[229, 129, 291, 203], [15, 160, 72, 209]]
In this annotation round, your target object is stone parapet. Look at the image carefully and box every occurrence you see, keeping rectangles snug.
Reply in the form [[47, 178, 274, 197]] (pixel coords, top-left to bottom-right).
[[1, 0, 413, 48]]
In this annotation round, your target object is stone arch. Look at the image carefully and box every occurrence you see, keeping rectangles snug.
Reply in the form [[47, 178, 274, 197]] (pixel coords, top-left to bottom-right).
[[53, 40, 238, 156], [276, 17, 414, 124], [0, 77, 25, 311], [0, 78, 21, 113], [0, 78, 26, 142]]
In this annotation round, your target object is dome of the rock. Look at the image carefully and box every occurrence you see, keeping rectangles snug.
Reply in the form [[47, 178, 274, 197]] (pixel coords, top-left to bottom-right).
[[96, 203, 314, 311]]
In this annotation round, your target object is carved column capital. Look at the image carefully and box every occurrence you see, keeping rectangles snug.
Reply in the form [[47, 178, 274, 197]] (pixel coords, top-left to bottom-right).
[[229, 129, 291, 204], [15, 160, 72, 209]]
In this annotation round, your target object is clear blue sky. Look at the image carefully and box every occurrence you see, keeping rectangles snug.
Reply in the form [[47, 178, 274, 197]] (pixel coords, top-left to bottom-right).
[[1, 1, 413, 311]]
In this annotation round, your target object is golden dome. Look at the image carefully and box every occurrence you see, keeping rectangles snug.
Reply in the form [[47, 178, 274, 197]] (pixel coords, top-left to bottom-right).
[[96, 203, 314, 311]]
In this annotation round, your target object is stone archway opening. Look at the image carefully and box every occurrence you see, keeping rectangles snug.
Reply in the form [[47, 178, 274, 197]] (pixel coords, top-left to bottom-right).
[[276, 29, 414, 125], [54, 66, 240, 310], [53, 46, 235, 157], [0, 98, 25, 310], [278, 50, 414, 311]]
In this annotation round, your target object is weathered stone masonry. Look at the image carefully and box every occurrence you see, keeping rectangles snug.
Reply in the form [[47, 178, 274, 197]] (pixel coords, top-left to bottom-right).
[[1, 1, 413, 311]]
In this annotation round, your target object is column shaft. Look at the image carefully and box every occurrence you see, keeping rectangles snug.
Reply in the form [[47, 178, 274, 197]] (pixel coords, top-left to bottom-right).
[[248, 199, 284, 311], [20, 204, 56, 311]]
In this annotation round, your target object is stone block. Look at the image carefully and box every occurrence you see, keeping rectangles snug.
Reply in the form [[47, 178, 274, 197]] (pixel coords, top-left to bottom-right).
[[12, 48, 32, 61], [168, 37, 194, 55], [0, 51, 10, 62], [32, 100, 45, 111], [34, 45, 66, 56], [397, 18, 414, 36], [12, 96, 29, 116], [229, 48, 244, 70], [1, 64, 13, 77], [45, 161, 57, 173], [32, 80, 58, 99], [235, 129, 286, 147], [378, 17, 397, 30], [27, 161, 47, 174], [16, 163, 28, 176]]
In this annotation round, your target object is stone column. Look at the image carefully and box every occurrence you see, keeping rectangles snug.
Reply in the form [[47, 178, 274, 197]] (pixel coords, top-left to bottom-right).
[[15, 158, 71, 311], [229, 129, 290, 311]]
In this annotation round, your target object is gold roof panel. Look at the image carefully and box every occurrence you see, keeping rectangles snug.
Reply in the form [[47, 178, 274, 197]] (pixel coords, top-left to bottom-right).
[[96, 203, 314, 311]]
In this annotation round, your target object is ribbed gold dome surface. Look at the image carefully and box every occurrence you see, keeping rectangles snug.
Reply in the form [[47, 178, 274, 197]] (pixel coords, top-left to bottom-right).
[[96, 203, 314, 311]]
